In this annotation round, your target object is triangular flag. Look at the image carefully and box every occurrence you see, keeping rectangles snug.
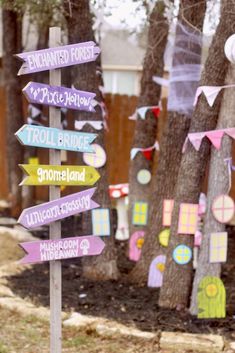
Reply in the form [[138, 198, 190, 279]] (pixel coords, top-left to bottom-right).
[[137, 107, 149, 119], [188, 132, 206, 151], [142, 149, 153, 160], [131, 148, 140, 160], [30, 105, 41, 118], [194, 86, 222, 107], [154, 141, 160, 151], [152, 76, 169, 87], [129, 112, 137, 120], [74, 121, 86, 130], [206, 130, 224, 150], [225, 127, 235, 139], [151, 107, 160, 118]]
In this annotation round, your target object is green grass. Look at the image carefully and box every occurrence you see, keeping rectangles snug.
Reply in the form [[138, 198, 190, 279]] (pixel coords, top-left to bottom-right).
[[0, 341, 8, 353], [64, 334, 92, 348]]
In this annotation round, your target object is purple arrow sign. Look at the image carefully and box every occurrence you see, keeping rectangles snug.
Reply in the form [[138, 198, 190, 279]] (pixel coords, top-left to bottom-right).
[[19, 235, 105, 264], [18, 187, 99, 229], [16, 41, 100, 75], [23, 82, 96, 112]]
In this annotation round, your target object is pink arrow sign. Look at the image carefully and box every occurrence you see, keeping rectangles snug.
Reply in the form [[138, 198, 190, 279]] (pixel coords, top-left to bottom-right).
[[16, 41, 100, 75], [23, 82, 96, 112], [19, 235, 105, 264], [18, 187, 99, 229]]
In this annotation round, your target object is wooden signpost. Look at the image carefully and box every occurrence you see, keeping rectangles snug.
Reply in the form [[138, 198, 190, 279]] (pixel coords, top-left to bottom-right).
[[20, 235, 105, 264], [16, 27, 102, 353], [23, 82, 96, 112], [20, 164, 100, 186], [15, 124, 97, 153]]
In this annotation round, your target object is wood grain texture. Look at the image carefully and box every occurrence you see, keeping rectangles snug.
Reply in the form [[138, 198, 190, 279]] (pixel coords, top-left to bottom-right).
[[49, 27, 62, 353]]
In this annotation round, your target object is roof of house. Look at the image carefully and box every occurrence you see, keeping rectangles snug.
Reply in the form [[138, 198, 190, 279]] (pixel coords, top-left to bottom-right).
[[101, 29, 146, 68]]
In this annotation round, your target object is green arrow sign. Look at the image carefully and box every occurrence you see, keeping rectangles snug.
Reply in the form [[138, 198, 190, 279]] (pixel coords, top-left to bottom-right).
[[20, 164, 100, 186]]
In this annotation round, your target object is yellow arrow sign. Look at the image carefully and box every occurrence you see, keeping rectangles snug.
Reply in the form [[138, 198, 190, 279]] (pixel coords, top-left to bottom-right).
[[20, 164, 100, 186]]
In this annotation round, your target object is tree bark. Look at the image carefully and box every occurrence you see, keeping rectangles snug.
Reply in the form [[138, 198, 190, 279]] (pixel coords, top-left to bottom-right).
[[128, 1, 168, 236], [129, 0, 206, 283], [2, 5, 24, 217], [190, 63, 235, 315], [159, 0, 235, 309], [64, 1, 119, 280]]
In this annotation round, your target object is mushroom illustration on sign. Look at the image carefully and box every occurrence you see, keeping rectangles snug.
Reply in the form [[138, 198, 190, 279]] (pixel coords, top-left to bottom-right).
[[197, 276, 226, 319], [80, 239, 90, 255], [148, 255, 166, 288], [129, 231, 145, 261]]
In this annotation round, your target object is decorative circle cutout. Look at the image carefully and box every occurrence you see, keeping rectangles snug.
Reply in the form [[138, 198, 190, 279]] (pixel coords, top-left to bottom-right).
[[137, 169, 151, 185], [158, 229, 170, 247], [173, 245, 192, 265], [224, 34, 235, 63], [83, 144, 106, 168], [212, 195, 234, 224]]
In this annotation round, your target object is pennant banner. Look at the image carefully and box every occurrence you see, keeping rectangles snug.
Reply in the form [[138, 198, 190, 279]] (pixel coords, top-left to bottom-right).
[[129, 106, 161, 120], [19, 235, 105, 264], [130, 141, 159, 160], [75, 120, 104, 131], [183, 128, 235, 153], [18, 187, 99, 229], [194, 84, 235, 107], [16, 41, 100, 75]]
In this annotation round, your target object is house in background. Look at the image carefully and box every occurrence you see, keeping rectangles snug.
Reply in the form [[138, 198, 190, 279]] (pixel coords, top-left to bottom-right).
[[101, 29, 146, 96]]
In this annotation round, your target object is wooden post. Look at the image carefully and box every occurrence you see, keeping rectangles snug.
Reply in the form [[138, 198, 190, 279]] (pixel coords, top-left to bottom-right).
[[49, 27, 62, 353]]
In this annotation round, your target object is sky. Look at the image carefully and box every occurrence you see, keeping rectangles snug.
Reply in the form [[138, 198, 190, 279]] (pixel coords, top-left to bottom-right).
[[93, 0, 220, 36]]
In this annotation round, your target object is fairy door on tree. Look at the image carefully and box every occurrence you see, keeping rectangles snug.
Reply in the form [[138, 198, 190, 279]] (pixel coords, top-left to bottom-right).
[[148, 255, 166, 288], [197, 276, 226, 319], [129, 231, 145, 261]]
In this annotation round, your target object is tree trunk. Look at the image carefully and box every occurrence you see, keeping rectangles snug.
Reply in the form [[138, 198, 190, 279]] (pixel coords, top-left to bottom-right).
[[129, 0, 206, 283], [159, 0, 235, 309], [64, 1, 119, 280], [190, 63, 235, 315], [22, 25, 50, 209], [2, 6, 24, 217], [128, 1, 168, 236]]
